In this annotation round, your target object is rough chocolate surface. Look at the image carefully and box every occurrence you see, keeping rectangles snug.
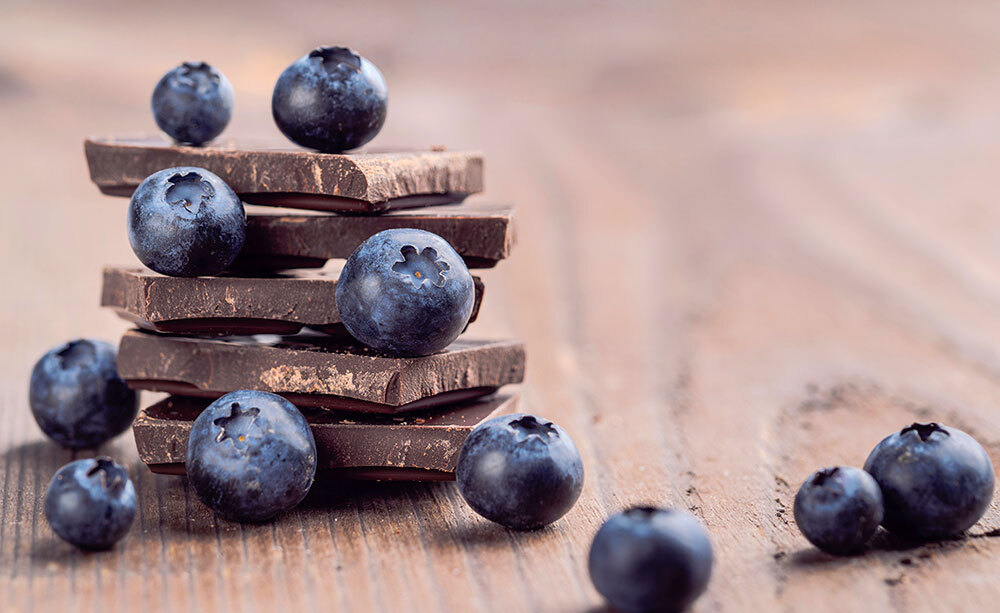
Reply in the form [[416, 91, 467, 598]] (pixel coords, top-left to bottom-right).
[[118, 330, 526, 413], [241, 204, 514, 269], [85, 137, 483, 212], [134, 392, 519, 480], [101, 267, 484, 336]]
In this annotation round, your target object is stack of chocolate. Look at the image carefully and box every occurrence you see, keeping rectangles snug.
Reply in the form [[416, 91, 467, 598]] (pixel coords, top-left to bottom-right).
[[85, 138, 525, 480]]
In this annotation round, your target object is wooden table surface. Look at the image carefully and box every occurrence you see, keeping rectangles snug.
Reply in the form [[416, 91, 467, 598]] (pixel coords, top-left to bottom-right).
[[4, 1, 1000, 611]]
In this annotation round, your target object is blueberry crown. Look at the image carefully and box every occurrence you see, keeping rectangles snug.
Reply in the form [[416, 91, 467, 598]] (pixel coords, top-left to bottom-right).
[[175, 62, 220, 92], [901, 422, 949, 442], [56, 339, 96, 369], [309, 47, 362, 74], [87, 458, 126, 493], [214, 402, 262, 449], [623, 506, 661, 521], [165, 172, 215, 213], [392, 245, 450, 288], [509, 415, 557, 441], [809, 467, 840, 488]]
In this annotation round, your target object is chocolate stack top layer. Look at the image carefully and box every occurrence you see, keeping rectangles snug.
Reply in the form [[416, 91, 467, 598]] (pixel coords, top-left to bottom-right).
[[85, 137, 484, 213], [240, 204, 514, 270], [101, 267, 485, 336], [134, 392, 520, 480], [118, 330, 526, 413]]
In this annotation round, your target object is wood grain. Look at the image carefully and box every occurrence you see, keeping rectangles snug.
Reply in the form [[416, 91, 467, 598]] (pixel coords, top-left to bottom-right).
[[5, 1, 1000, 612]]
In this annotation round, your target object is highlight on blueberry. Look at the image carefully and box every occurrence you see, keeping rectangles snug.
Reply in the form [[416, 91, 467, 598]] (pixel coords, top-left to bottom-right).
[[152, 61, 233, 146], [793, 466, 883, 555], [864, 422, 995, 541], [588, 507, 713, 613], [271, 46, 387, 153], [29, 338, 137, 448], [127, 166, 246, 277], [186, 390, 317, 523], [336, 228, 474, 356], [455, 413, 583, 530], [44, 457, 136, 550]]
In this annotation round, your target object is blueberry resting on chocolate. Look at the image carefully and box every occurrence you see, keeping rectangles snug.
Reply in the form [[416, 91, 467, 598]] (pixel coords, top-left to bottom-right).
[[456, 413, 583, 530], [186, 390, 317, 522], [864, 422, 994, 540], [271, 46, 387, 153], [152, 62, 233, 146], [336, 228, 474, 356], [588, 507, 713, 613], [29, 339, 137, 448], [127, 166, 246, 277], [45, 458, 136, 550]]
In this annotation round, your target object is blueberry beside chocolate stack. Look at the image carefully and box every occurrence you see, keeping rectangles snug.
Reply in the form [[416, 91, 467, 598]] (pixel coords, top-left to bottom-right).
[[86, 49, 525, 485]]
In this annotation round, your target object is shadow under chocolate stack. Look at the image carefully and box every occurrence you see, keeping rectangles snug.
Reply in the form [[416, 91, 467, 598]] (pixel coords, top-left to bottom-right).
[[87, 138, 524, 480]]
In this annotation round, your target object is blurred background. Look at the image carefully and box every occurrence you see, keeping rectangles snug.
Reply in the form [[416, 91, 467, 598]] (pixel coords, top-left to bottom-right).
[[7, 1, 1000, 609]]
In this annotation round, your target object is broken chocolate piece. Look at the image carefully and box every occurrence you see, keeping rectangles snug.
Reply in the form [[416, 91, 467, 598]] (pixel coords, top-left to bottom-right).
[[84, 137, 483, 213], [117, 330, 526, 413], [101, 267, 484, 336], [239, 204, 514, 270], [134, 392, 519, 480]]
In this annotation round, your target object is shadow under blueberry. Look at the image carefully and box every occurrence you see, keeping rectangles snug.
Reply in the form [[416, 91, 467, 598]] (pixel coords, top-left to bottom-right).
[[785, 527, 988, 569]]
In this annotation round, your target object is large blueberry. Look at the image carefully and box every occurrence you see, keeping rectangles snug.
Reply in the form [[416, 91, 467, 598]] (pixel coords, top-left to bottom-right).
[[793, 466, 883, 555], [127, 166, 246, 277], [271, 46, 387, 153], [29, 339, 137, 448], [152, 62, 233, 146], [45, 457, 136, 550], [588, 507, 713, 613], [456, 413, 583, 530], [336, 229, 474, 356], [864, 422, 995, 540], [186, 390, 317, 522]]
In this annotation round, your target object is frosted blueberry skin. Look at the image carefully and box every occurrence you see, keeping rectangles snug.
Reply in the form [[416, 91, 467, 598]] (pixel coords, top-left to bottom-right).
[[45, 458, 136, 550], [186, 390, 317, 523], [793, 466, 883, 555], [456, 413, 584, 530], [127, 166, 246, 277], [29, 339, 137, 448], [588, 507, 713, 613], [271, 46, 387, 153], [864, 422, 995, 540], [336, 228, 474, 357], [152, 62, 233, 146]]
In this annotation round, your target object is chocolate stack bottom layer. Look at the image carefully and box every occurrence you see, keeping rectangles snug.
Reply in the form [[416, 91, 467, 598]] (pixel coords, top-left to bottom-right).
[[134, 392, 520, 480]]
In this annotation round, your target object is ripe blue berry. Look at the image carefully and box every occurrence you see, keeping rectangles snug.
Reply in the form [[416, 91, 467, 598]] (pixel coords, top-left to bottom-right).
[[186, 390, 317, 522], [793, 466, 883, 555], [45, 458, 136, 550], [456, 413, 583, 530], [271, 46, 387, 153], [127, 166, 246, 277], [588, 507, 713, 613], [864, 422, 995, 540], [336, 229, 474, 356], [29, 339, 137, 448], [152, 62, 233, 146]]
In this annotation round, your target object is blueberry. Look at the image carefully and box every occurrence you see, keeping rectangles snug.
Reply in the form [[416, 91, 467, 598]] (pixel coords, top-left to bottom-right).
[[456, 413, 583, 530], [29, 339, 137, 448], [864, 422, 995, 540], [186, 390, 317, 522], [45, 457, 136, 550], [271, 46, 387, 153], [588, 507, 713, 613], [336, 229, 474, 356], [127, 166, 246, 277], [152, 62, 233, 146], [793, 466, 883, 555]]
